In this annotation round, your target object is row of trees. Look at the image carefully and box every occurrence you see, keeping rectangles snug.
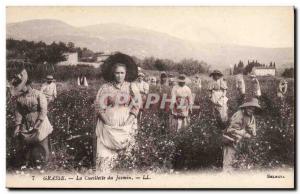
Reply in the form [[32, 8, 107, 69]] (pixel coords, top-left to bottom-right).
[[233, 60, 277, 75], [282, 68, 294, 78], [6, 39, 96, 64], [232, 60, 293, 78]]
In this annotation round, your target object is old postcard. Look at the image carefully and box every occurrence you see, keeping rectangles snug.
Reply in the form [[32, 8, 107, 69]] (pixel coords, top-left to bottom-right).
[[6, 6, 295, 189]]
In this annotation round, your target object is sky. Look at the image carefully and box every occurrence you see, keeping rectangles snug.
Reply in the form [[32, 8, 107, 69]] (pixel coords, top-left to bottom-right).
[[6, 6, 294, 48]]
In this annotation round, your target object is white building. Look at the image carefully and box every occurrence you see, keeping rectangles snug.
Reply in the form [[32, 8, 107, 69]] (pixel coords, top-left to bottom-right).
[[77, 62, 101, 68], [253, 66, 276, 76], [57, 52, 78, 66], [57, 52, 109, 68]]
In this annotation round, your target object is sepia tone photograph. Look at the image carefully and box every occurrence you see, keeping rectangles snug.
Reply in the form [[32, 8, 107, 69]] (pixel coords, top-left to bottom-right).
[[5, 6, 295, 189]]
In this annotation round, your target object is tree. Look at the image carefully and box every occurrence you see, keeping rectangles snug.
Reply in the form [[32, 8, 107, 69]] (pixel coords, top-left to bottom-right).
[[154, 59, 168, 71], [282, 68, 294, 78], [67, 42, 75, 52], [233, 64, 237, 75], [142, 56, 157, 70]]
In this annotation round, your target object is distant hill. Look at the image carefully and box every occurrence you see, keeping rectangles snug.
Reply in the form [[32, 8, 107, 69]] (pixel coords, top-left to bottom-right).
[[7, 19, 294, 70]]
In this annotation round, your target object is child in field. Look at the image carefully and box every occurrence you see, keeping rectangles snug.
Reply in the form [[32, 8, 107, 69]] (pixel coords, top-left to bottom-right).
[[40, 75, 57, 103], [222, 98, 261, 171]]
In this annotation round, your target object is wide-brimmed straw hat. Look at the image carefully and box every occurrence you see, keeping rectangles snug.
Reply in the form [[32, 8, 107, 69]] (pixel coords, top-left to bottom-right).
[[209, 70, 223, 77], [138, 72, 145, 77], [45, 75, 55, 82], [137, 67, 143, 72], [160, 71, 167, 78], [239, 98, 261, 109], [280, 79, 288, 84], [10, 69, 28, 96], [249, 72, 257, 78], [101, 52, 138, 82], [177, 74, 186, 83]]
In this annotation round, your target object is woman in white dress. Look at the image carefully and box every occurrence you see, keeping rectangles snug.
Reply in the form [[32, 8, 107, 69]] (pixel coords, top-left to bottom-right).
[[94, 53, 142, 172]]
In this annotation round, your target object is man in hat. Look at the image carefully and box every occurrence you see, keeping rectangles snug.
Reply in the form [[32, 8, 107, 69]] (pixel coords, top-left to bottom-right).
[[169, 74, 193, 133], [136, 71, 149, 123], [222, 98, 261, 171], [208, 70, 228, 127], [40, 75, 57, 103]]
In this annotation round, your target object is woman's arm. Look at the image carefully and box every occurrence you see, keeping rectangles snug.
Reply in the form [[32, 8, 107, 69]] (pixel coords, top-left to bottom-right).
[[84, 77, 89, 87], [129, 83, 142, 117], [282, 84, 287, 94], [14, 102, 23, 136], [95, 85, 112, 125], [35, 92, 48, 129], [123, 83, 142, 126], [53, 84, 57, 99]]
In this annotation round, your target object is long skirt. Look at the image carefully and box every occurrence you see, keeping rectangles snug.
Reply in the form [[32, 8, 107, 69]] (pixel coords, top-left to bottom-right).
[[213, 104, 228, 130], [169, 115, 190, 134], [223, 145, 237, 171], [95, 107, 137, 172]]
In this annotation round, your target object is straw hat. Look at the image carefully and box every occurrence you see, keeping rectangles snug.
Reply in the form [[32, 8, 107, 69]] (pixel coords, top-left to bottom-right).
[[177, 74, 186, 83], [160, 71, 167, 78], [137, 67, 143, 72], [239, 98, 261, 109], [209, 70, 223, 77], [249, 72, 256, 78], [101, 52, 138, 82], [138, 72, 145, 77], [10, 69, 28, 96], [45, 75, 55, 82], [280, 79, 288, 84]]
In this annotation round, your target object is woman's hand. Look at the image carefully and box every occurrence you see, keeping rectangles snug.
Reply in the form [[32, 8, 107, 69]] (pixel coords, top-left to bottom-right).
[[233, 129, 252, 139], [104, 119, 113, 126], [14, 125, 21, 137], [98, 112, 113, 126], [122, 114, 135, 126], [34, 119, 42, 130]]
